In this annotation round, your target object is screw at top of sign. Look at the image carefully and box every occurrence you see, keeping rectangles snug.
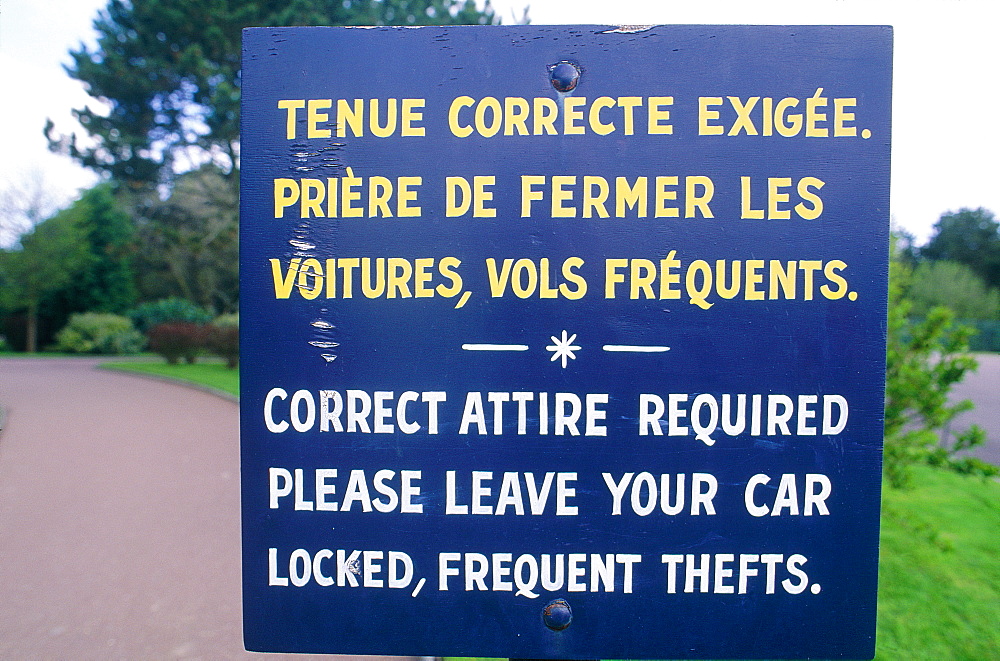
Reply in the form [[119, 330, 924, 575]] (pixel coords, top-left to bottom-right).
[[548, 61, 581, 92], [542, 598, 573, 631]]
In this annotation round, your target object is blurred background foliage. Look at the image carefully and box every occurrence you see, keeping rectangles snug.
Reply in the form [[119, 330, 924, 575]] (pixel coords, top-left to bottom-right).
[[1, 0, 505, 354]]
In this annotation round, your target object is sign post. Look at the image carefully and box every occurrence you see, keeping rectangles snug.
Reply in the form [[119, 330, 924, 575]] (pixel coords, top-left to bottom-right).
[[240, 24, 891, 659]]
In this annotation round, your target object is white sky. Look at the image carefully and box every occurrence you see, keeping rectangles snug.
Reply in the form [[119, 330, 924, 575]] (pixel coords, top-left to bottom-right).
[[1, 0, 997, 244]]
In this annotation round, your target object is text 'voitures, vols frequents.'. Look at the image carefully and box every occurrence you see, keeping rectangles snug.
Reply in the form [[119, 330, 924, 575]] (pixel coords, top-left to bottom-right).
[[267, 255, 857, 309]]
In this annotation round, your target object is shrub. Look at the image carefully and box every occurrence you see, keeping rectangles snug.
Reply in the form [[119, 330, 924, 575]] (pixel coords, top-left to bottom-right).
[[884, 238, 999, 488], [206, 313, 239, 368], [213, 313, 238, 328], [908, 260, 1000, 321], [147, 322, 208, 364], [129, 297, 213, 333], [53, 313, 145, 355]]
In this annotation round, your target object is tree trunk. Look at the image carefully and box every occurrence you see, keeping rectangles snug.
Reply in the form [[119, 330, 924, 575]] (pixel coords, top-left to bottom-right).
[[25, 301, 38, 353]]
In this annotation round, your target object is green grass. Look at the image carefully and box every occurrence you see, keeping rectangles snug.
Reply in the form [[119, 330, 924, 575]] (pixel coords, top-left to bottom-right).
[[101, 359, 239, 397], [876, 465, 1000, 660], [445, 467, 1000, 661]]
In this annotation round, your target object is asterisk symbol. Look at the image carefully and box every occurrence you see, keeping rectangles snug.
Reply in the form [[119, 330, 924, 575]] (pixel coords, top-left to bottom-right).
[[546, 330, 580, 368]]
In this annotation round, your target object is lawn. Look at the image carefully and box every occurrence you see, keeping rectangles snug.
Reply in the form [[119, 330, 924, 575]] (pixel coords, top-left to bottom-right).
[[876, 465, 1000, 659], [101, 359, 239, 398]]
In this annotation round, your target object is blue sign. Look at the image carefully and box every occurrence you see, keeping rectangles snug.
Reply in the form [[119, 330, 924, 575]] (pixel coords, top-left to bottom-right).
[[240, 25, 891, 659]]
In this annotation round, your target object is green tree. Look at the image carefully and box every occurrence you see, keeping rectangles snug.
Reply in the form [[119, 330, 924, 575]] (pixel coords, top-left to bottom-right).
[[920, 207, 1000, 289], [47, 184, 138, 316], [0, 211, 88, 352], [889, 224, 919, 267], [131, 166, 239, 312], [46, 0, 503, 314], [907, 260, 1000, 321], [1, 184, 141, 350], [47, 0, 499, 188]]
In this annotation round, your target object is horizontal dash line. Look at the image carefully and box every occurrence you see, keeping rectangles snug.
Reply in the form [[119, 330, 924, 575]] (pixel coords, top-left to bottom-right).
[[602, 345, 670, 352], [462, 344, 530, 351]]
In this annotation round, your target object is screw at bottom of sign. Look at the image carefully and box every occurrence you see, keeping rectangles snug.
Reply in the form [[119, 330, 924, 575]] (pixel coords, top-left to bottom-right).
[[542, 598, 573, 631]]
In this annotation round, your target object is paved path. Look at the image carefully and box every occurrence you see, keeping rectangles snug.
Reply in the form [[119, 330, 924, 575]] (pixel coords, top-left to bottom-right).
[[948, 352, 1000, 466], [0, 358, 418, 661]]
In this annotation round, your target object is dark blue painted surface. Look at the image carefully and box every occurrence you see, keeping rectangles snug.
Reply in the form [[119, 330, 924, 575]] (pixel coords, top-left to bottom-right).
[[240, 25, 891, 659]]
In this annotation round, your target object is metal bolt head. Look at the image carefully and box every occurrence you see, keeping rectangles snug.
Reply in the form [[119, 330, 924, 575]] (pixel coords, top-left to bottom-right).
[[549, 61, 580, 92], [542, 598, 573, 631]]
